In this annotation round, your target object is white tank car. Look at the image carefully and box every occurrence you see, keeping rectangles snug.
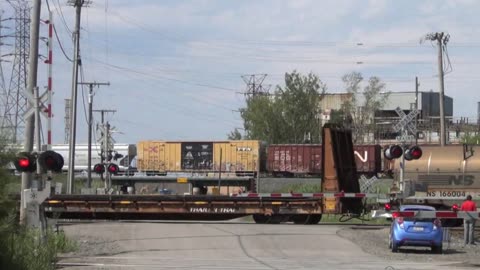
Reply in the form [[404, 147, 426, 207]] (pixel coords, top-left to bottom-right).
[[46, 143, 137, 172]]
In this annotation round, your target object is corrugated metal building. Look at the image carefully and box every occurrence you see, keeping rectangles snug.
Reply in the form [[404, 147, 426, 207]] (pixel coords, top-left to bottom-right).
[[319, 91, 453, 120], [373, 91, 453, 119]]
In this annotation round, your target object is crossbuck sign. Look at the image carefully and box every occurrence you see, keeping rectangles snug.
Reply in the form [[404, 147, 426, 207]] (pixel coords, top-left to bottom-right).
[[393, 107, 419, 137]]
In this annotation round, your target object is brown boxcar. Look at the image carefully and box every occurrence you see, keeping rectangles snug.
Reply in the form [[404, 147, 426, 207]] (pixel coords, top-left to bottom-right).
[[266, 144, 322, 176], [267, 144, 381, 176], [353, 144, 382, 176]]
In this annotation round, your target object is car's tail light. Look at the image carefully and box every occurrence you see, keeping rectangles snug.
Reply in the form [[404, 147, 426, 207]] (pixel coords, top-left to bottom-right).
[[397, 217, 404, 229], [433, 218, 441, 230]]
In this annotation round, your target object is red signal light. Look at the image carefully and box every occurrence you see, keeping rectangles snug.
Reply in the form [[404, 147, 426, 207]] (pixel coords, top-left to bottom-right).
[[38, 151, 64, 172], [452, 204, 459, 212], [18, 158, 30, 168], [14, 152, 37, 172], [384, 145, 403, 160], [404, 146, 422, 161], [93, 163, 105, 174], [384, 203, 392, 211], [107, 163, 119, 175]]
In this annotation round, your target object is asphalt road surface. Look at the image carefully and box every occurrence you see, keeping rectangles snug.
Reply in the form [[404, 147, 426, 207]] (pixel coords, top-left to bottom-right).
[[58, 221, 475, 270]]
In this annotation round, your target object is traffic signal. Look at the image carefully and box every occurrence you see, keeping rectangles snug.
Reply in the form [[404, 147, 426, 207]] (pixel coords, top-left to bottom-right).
[[384, 145, 403, 160], [107, 163, 119, 175], [38, 150, 64, 172], [404, 145, 422, 161], [93, 163, 105, 174], [14, 152, 37, 172]]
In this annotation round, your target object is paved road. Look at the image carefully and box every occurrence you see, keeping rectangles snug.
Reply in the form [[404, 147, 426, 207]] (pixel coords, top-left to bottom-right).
[[58, 221, 473, 270]]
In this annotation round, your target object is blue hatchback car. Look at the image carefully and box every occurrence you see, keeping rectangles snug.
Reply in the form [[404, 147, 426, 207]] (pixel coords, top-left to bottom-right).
[[389, 205, 443, 253]]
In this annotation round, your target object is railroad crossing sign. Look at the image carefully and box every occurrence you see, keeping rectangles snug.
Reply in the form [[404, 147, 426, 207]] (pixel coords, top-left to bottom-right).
[[393, 107, 419, 135]]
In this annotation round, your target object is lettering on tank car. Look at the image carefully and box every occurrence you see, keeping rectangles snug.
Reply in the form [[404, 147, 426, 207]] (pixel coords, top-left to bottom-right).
[[418, 175, 475, 186], [427, 191, 467, 198], [189, 207, 237, 213]]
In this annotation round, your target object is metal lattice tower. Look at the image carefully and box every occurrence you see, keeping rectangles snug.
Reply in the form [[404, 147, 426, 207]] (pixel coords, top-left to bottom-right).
[[0, 11, 7, 105], [1, 0, 30, 143], [65, 98, 71, 144], [241, 74, 271, 99]]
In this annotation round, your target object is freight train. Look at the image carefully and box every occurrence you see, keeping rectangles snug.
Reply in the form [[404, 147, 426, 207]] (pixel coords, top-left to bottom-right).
[[132, 140, 383, 177]]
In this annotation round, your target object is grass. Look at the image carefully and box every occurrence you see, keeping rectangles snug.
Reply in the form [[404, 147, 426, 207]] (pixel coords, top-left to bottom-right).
[[277, 183, 322, 193], [0, 219, 77, 270]]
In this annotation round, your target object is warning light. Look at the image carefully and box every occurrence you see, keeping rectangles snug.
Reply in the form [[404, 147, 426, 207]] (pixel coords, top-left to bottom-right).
[[404, 146, 422, 161], [107, 163, 119, 175], [384, 203, 392, 211], [38, 150, 64, 172], [13, 152, 36, 172], [384, 145, 403, 160], [93, 163, 105, 174], [452, 204, 459, 212]]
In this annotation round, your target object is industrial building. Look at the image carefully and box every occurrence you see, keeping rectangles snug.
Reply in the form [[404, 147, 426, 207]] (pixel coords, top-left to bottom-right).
[[317, 91, 472, 144]]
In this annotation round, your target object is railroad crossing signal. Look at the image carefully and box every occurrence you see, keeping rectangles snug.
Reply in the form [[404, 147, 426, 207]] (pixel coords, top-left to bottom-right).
[[93, 163, 105, 174], [393, 107, 419, 135], [14, 152, 37, 172], [383, 145, 422, 161], [38, 151, 64, 172]]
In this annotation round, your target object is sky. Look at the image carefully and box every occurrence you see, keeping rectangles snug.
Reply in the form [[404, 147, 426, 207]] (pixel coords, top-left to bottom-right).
[[1, 0, 480, 144]]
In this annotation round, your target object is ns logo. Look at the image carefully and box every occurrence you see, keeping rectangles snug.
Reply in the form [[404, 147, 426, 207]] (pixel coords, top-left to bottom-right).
[[418, 174, 476, 186]]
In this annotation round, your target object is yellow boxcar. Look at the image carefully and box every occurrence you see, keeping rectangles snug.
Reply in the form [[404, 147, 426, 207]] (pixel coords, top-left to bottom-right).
[[213, 140, 260, 174], [136, 140, 261, 176], [136, 141, 181, 173]]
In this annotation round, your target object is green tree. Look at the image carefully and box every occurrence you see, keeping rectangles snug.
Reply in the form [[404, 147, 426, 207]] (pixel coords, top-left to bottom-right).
[[236, 71, 326, 144], [227, 128, 243, 140], [340, 72, 390, 143]]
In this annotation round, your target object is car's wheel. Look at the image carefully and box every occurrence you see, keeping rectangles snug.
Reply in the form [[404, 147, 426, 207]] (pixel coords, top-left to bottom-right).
[[431, 244, 442, 254], [391, 234, 399, 252]]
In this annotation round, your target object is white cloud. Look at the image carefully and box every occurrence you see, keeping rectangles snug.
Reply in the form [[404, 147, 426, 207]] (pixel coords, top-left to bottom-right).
[[361, 0, 388, 19]]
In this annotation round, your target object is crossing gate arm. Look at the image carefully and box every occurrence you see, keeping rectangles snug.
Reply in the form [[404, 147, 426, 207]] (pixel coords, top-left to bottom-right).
[[372, 210, 480, 219]]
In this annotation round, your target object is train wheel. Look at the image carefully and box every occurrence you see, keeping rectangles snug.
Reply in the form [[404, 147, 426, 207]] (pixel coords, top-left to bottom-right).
[[291, 215, 309, 224], [306, 214, 322, 224], [252, 214, 269, 224]]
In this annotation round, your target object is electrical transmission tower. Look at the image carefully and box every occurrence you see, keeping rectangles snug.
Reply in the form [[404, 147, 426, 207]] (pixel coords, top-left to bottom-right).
[[64, 99, 71, 143], [1, 0, 30, 143], [241, 74, 270, 99]]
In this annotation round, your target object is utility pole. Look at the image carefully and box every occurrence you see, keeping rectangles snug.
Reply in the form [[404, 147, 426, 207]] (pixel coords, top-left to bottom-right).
[[67, 0, 86, 194], [415, 77, 419, 145], [423, 32, 449, 146], [79, 82, 110, 188], [20, 0, 41, 225]]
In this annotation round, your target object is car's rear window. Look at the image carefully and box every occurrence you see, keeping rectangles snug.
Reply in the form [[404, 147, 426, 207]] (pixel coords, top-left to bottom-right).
[[401, 208, 435, 222]]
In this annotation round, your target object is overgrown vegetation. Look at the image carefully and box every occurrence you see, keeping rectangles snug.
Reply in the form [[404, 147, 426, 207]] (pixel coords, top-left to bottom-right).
[[0, 137, 77, 269]]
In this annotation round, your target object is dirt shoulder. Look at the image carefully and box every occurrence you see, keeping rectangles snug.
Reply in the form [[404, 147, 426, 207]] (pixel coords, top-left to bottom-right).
[[337, 226, 480, 267]]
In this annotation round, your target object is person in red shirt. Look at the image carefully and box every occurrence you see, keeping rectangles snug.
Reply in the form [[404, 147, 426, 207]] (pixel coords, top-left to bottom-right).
[[461, 195, 477, 245]]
